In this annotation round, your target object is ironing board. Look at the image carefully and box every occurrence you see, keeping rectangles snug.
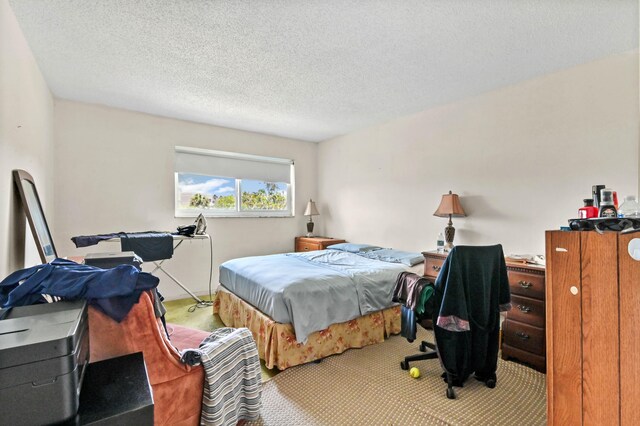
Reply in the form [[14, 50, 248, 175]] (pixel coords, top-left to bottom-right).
[[100, 234, 212, 304]]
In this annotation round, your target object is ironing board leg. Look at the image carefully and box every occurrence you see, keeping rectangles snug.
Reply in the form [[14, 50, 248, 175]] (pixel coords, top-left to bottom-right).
[[148, 239, 206, 304], [152, 261, 205, 304]]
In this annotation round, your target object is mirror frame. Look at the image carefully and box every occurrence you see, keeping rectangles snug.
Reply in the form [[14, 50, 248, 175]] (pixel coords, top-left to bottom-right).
[[12, 169, 57, 263]]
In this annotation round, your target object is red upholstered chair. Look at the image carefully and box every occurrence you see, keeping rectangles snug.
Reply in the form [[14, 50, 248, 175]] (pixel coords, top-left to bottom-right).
[[88, 291, 210, 425]]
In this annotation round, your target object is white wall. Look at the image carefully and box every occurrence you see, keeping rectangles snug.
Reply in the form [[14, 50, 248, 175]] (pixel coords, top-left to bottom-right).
[[318, 51, 639, 256], [54, 101, 317, 300], [0, 0, 55, 278]]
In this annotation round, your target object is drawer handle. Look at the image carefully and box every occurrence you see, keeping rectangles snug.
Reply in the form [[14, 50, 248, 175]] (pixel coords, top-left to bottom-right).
[[517, 305, 532, 313], [303, 247, 309, 250], [516, 331, 530, 340], [432, 265, 441, 271], [518, 280, 533, 289]]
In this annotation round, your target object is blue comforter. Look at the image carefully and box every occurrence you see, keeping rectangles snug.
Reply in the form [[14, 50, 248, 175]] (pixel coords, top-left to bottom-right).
[[219, 250, 407, 343]]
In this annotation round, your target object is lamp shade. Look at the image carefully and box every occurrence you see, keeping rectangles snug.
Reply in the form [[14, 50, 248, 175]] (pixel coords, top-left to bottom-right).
[[433, 191, 466, 217], [304, 199, 319, 216]]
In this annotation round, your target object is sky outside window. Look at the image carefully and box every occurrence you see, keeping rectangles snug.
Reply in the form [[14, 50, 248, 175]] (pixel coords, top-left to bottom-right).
[[177, 173, 235, 209]]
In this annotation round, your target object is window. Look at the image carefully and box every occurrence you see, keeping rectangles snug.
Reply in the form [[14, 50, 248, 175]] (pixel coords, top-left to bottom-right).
[[174, 146, 294, 217]]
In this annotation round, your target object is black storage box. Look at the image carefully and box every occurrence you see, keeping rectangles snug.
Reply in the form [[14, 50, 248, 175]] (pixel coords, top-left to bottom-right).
[[0, 300, 89, 426], [75, 352, 155, 425], [84, 251, 143, 270]]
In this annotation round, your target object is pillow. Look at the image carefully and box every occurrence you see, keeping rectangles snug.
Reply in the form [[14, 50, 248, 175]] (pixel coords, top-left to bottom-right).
[[361, 248, 424, 266], [325, 243, 382, 253]]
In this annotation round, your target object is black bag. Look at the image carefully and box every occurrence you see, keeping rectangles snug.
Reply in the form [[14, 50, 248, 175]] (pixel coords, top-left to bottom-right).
[[568, 217, 640, 233], [176, 224, 196, 237]]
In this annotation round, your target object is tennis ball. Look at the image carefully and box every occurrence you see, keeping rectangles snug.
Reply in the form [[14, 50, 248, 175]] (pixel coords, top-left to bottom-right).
[[409, 367, 420, 379]]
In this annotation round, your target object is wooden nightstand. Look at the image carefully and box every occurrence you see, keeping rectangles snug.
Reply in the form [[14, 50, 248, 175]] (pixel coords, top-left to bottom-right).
[[422, 251, 447, 281], [295, 237, 346, 252]]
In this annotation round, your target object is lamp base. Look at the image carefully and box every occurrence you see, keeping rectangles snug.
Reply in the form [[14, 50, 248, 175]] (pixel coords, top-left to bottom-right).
[[444, 224, 455, 252], [306, 220, 315, 238]]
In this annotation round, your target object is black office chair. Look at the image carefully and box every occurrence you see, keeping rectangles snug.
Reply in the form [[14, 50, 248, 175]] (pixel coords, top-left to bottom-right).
[[400, 245, 511, 399]]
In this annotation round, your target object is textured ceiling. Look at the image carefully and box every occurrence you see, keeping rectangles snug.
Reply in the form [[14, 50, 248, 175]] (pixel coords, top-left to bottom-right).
[[9, 1, 638, 142]]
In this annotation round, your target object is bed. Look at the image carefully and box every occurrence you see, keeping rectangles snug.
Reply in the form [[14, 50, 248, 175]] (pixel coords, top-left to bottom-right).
[[213, 244, 424, 369]]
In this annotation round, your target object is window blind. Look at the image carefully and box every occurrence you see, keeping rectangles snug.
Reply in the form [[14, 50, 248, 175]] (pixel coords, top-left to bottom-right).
[[175, 146, 293, 183]]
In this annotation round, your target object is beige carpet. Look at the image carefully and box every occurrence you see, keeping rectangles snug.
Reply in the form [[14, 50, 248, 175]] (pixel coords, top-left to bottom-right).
[[246, 327, 546, 425]]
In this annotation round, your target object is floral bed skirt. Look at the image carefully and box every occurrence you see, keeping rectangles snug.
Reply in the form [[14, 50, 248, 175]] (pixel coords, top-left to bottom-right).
[[213, 287, 401, 370]]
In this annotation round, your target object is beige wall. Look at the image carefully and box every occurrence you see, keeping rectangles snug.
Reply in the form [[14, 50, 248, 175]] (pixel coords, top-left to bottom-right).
[[318, 51, 639, 256], [0, 0, 55, 278], [54, 100, 317, 299], [3, 0, 638, 298]]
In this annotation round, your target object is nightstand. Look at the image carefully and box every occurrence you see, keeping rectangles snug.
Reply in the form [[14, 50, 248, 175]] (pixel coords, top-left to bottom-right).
[[422, 250, 447, 281], [295, 236, 345, 252]]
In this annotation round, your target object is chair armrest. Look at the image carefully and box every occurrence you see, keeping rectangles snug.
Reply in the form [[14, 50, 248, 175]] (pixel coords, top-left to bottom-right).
[[88, 291, 200, 385], [89, 291, 205, 425]]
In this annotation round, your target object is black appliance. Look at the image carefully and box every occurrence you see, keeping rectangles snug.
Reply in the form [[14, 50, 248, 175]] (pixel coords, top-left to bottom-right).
[[0, 300, 89, 426]]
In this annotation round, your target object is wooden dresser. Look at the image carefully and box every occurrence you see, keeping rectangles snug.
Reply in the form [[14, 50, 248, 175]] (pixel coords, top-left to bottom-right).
[[422, 251, 546, 372], [500, 260, 546, 372], [294, 236, 345, 252], [546, 230, 640, 425]]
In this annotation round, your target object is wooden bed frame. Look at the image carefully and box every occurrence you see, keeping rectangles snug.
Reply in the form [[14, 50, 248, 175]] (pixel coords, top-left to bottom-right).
[[213, 287, 401, 370]]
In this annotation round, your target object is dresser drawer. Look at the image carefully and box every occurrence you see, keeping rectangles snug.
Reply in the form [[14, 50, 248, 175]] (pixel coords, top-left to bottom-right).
[[424, 256, 445, 280], [501, 344, 546, 373], [508, 270, 545, 300], [508, 294, 545, 328], [502, 319, 545, 356], [295, 241, 321, 252]]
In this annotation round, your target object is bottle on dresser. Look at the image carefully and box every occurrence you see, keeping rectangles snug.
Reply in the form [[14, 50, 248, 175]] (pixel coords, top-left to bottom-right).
[[578, 198, 598, 219], [598, 188, 617, 218], [592, 184, 606, 209], [618, 195, 640, 218], [436, 233, 444, 253]]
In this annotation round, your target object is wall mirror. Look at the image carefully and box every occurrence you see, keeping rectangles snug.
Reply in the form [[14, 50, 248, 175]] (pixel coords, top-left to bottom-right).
[[12, 169, 57, 263]]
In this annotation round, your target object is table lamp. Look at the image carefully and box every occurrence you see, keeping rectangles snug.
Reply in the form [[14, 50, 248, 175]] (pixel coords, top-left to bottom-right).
[[304, 199, 319, 237], [434, 190, 466, 251]]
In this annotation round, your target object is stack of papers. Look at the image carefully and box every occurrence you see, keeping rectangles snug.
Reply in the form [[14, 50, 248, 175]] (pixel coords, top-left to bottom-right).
[[506, 254, 545, 266]]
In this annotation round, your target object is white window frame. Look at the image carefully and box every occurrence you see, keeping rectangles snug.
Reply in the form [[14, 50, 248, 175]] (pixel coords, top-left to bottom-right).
[[174, 146, 295, 218]]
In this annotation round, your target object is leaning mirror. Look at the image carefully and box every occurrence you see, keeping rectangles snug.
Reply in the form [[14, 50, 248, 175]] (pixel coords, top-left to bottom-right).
[[12, 169, 57, 263]]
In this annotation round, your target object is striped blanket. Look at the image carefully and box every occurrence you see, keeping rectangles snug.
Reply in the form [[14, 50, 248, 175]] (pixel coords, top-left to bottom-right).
[[181, 327, 262, 425]]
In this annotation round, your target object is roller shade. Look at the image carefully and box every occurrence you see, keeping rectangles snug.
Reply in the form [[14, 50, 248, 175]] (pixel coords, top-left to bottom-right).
[[175, 146, 293, 183]]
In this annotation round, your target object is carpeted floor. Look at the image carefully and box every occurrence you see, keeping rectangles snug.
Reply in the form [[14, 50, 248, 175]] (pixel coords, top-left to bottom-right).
[[165, 298, 546, 424], [246, 327, 546, 426], [163, 296, 279, 381], [163, 297, 223, 331]]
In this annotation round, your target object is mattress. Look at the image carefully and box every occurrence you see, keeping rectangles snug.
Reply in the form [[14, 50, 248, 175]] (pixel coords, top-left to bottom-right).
[[219, 250, 417, 343]]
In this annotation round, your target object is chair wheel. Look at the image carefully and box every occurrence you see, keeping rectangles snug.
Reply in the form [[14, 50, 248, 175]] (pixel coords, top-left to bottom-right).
[[446, 388, 456, 399], [400, 361, 409, 370], [419, 343, 427, 352], [486, 378, 496, 388]]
